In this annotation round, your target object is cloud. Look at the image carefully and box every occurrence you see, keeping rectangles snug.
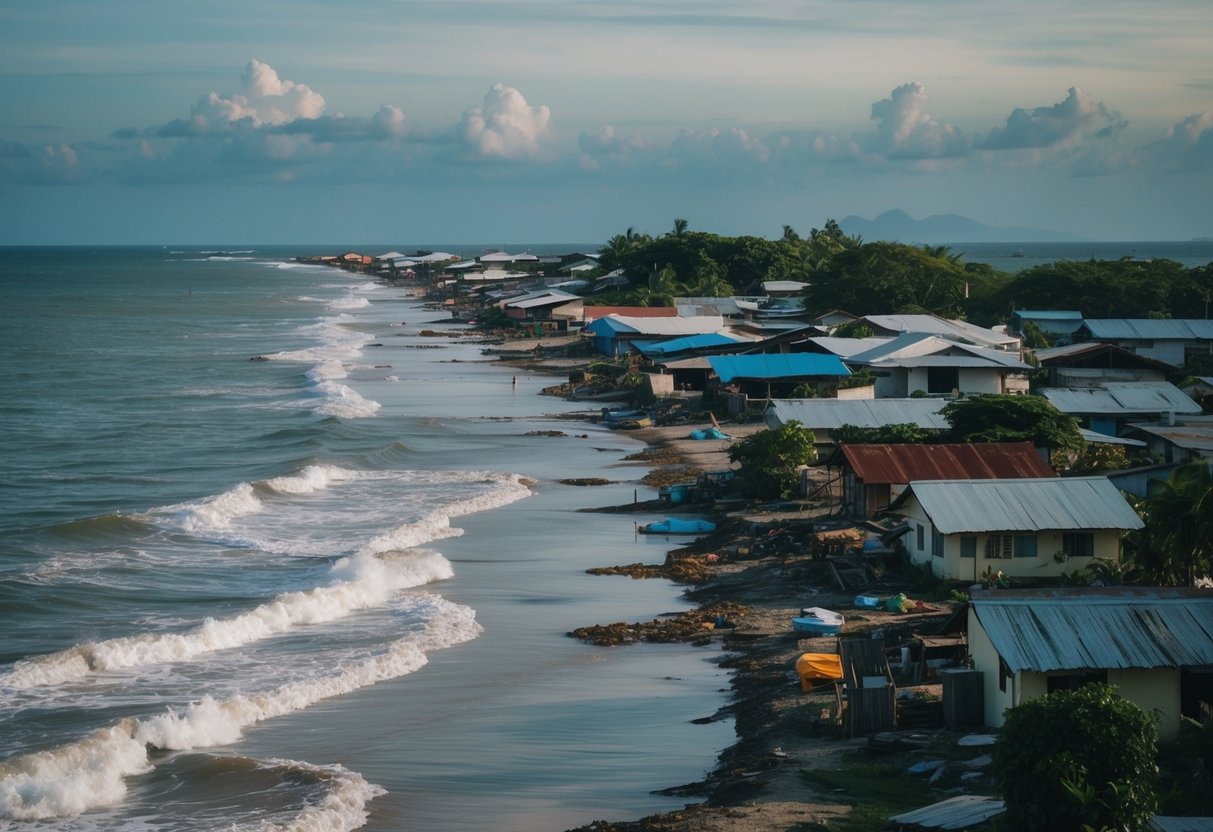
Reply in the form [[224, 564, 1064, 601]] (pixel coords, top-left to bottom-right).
[[0, 141, 81, 184], [158, 60, 326, 136], [457, 84, 552, 160], [980, 87, 1126, 150], [866, 82, 969, 160], [1136, 111, 1213, 172], [664, 126, 771, 170]]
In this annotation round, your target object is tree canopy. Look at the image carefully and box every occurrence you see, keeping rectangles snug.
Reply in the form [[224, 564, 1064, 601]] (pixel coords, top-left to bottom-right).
[[941, 394, 1082, 450], [728, 421, 816, 499]]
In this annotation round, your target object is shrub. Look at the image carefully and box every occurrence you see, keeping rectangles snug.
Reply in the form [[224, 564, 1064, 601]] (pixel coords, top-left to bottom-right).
[[993, 683, 1158, 832]]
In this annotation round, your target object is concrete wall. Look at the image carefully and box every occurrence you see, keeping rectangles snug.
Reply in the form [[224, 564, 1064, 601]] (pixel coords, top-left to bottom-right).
[[898, 499, 1122, 580], [969, 611, 1182, 740]]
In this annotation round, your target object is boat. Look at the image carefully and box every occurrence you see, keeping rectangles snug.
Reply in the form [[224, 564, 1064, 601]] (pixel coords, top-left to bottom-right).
[[639, 517, 716, 535], [792, 607, 844, 636]]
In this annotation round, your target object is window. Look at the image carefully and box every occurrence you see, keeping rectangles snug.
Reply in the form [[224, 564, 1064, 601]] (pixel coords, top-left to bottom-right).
[[960, 536, 977, 558], [1013, 535, 1038, 558], [917, 524, 925, 551], [932, 528, 944, 558], [986, 533, 1039, 558], [999, 657, 1011, 693], [1062, 532, 1095, 558], [986, 534, 1013, 559]]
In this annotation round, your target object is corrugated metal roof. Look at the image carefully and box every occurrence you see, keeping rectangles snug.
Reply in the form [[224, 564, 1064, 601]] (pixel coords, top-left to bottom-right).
[[1014, 310, 1084, 319], [860, 314, 1020, 350], [893, 476, 1144, 534], [764, 398, 952, 431], [588, 314, 725, 337], [1152, 817, 1213, 832], [1041, 382, 1202, 415], [1127, 422, 1213, 453], [847, 333, 1029, 369], [1082, 319, 1213, 340], [888, 795, 1006, 829], [710, 354, 850, 382], [805, 336, 893, 358], [971, 588, 1213, 673], [636, 333, 741, 356], [583, 306, 680, 322], [842, 442, 1055, 484], [1033, 342, 1178, 370], [1080, 427, 1148, 447]]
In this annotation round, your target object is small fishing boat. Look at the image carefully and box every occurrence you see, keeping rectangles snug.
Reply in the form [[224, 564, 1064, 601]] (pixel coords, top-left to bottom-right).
[[639, 517, 716, 535], [792, 607, 844, 636]]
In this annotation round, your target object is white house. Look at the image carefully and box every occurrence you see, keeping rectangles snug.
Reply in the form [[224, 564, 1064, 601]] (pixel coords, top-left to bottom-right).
[[888, 476, 1143, 581], [967, 587, 1213, 741], [845, 333, 1031, 397]]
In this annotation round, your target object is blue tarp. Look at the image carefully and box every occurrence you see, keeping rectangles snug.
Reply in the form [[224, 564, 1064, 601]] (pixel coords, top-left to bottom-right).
[[690, 427, 730, 440], [708, 353, 850, 382], [636, 333, 740, 357]]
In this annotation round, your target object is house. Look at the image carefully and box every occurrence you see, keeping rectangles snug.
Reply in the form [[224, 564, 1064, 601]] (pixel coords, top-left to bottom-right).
[[1010, 310, 1084, 338], [845, 333, 1031, 397], [583, 305, 679, 324], [888, 476, 1143, 581], [763, 398, 952, 449], [857, 313, 1021, 353], [967, 587, 1213, 741], [500, 289, 584, 331], [707, 354, 851, 400], [1033, 342, 1178, 387], [1040, 381, 1202, 437], [1075, 318, 1213, 367], [584, 314, 725, 357], [837, 442, 1055, 518], [811, 309, 860, 329], [1124, 417, 1213, 464]]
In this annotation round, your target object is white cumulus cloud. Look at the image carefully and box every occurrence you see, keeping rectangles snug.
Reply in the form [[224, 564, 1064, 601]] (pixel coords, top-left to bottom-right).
[[457, 84, 552, 160], [866, 82, 969, 160], [160, 60, 326, 136], [1136, 111, 1213, 172], [980, 87, 1126, 150]]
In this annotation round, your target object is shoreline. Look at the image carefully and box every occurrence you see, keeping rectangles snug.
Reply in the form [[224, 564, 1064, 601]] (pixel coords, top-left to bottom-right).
[[482, 339, 967, 832]]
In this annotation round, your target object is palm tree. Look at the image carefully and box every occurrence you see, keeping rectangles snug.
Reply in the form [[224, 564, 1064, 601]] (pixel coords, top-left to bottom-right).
[[672, 218, 689, 237], [1136, 463, 1213, 585]]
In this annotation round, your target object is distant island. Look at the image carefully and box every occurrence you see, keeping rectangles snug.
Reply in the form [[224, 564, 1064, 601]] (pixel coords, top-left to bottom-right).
[[839, 209, 1087, 244]]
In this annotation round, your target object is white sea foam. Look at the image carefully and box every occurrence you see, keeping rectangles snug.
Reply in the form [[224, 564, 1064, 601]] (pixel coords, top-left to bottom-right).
[[327, 297, 371, 311], [257, 761, 385, 832], [262, 464, 356, 495], [0, 598, 479, 820], [0, 550, 453, 690]]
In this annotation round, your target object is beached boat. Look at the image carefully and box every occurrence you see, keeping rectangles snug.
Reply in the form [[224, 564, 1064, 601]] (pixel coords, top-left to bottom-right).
[[639, 517, 716, 535], [792, 607, 844, 636], [735, 297, 807, 318]]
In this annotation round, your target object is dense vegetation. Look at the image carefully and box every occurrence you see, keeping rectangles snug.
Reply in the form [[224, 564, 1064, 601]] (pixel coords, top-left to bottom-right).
[[595, 219, 1213, 326]]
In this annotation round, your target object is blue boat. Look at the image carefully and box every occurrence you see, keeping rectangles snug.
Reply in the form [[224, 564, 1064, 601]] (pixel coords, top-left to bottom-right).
[[792, 607, 844, 636], [639, 517, 716, 535]]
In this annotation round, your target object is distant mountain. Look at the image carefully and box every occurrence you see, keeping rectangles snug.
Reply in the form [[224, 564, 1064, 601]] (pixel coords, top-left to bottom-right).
[[838, 209, 1087, 244]]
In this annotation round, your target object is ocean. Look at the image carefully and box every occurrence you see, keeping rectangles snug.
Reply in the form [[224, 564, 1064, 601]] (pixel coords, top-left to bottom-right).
[[3, 240, 1211, 832], [0, 246, 734, 832]]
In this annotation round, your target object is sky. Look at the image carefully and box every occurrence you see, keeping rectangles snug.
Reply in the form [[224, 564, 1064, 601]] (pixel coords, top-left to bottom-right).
[[0, 0, 1211, 245]]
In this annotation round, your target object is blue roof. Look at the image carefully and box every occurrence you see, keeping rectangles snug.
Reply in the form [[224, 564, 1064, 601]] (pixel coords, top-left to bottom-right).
[[709, 353, 850, 382], [636, 333, 740, 356]]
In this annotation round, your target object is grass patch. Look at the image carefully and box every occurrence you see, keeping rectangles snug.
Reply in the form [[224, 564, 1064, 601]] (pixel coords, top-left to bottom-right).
[[799, 753, 939, 832]]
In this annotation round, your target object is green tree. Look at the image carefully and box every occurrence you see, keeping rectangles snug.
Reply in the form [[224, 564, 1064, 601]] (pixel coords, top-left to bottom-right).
[[1133, 463, 1213, 585], [671, 217, 689, 237], [803, 241, 970, 317], [727, 420, 817, 500], [993, 683, 1158, 832], [834, 423, 935, 445], [630, 265, 687, 307], [941, 394, 1082, 451]]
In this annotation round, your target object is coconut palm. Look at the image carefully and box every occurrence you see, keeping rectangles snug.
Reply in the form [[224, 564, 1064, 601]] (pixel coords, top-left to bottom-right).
[[1135, 463, 1213, 585]]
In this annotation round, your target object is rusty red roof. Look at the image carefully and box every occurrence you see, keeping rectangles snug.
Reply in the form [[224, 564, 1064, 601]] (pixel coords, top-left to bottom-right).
[[583, 306, 679, 321], [841, 442, 1056, 484]]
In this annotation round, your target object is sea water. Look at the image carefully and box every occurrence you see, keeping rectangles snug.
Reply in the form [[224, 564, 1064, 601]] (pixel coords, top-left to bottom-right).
[[0, 247, 734, 832]]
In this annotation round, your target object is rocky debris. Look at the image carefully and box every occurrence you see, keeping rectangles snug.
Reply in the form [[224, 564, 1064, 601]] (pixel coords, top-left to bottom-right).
[[569, 602, 749, 646], [558, 477, 613, 486]]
